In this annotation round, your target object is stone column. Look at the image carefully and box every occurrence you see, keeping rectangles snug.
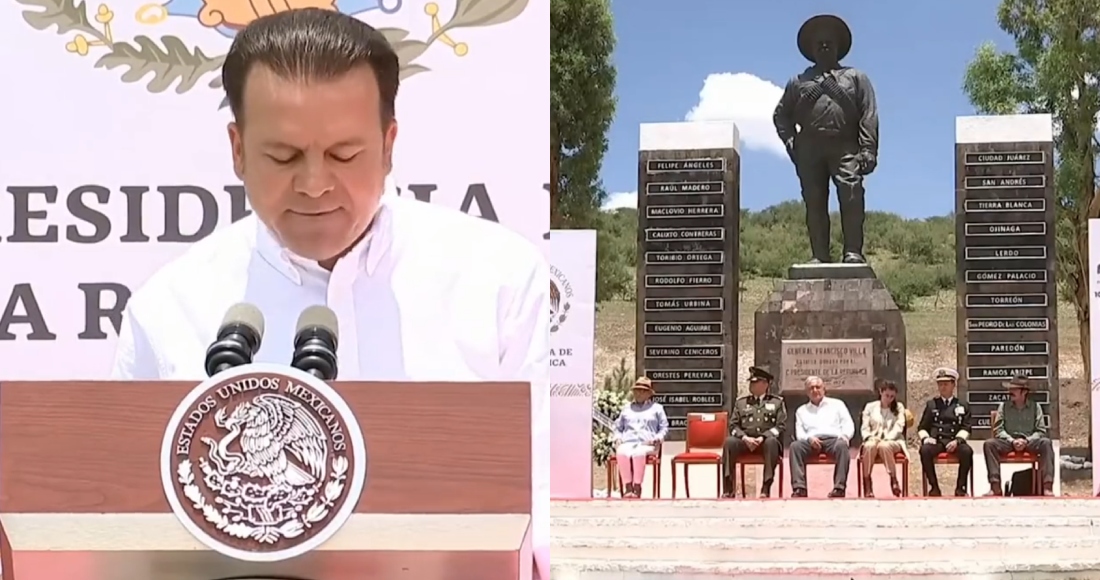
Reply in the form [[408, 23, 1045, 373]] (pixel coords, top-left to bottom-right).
[[954, 113, 1060, 494], [635, 122, 741, 439]]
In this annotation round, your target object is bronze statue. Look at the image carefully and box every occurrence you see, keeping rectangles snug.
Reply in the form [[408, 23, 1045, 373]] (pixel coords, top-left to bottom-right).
[[773, 14, 879, 264]]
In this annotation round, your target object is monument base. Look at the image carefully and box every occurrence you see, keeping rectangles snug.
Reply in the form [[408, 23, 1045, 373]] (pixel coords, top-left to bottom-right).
[[754, 265, 907, 447], [788, 262, 876, 280]]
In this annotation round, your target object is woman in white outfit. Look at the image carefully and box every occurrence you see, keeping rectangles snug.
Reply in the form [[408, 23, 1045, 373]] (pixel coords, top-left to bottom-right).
[[612, 377, 669, 498], [860, 379, 908, 497]]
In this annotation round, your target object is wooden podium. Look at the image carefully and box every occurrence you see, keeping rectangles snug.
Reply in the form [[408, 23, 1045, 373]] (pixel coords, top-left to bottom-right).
[[0, 379, 532, 580]]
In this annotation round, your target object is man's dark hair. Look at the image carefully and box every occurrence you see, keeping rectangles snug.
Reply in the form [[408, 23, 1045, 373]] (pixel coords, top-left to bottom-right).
[[222, 8, 400, 125]]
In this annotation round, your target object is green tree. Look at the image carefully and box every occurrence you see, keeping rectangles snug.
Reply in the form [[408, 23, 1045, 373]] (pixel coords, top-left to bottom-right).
[[593, 202, 958, 311], [595, 208, 637, 300], [551, 0, 616, 228], [962, 0, 1100, 378]]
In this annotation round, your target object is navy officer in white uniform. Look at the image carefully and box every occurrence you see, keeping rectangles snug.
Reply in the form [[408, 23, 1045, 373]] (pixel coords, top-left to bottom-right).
[[108, 9, 549, 577]]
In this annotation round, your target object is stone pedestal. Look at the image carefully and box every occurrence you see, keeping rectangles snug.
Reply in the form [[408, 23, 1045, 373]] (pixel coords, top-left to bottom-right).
[[754, 264, 907, 448], [635, 122, 741, 440]]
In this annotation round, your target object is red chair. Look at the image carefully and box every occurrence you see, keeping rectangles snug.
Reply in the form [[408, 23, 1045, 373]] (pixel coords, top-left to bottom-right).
[[800, 451, 843, 494], [921, 452, 976, 496], [856, 450, 910, 497], [670, 412, 727, 498], [736, 449, 786, 498], [988, 410, 1042, 495], [606, 443, 663, 498]]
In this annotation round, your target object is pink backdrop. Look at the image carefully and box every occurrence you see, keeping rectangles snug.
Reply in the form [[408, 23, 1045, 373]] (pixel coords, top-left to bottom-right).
[[549, 230, 597, 498]]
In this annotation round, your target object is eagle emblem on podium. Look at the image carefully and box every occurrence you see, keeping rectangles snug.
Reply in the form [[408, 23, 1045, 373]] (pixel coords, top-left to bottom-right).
[[161, 366, 367, 561]]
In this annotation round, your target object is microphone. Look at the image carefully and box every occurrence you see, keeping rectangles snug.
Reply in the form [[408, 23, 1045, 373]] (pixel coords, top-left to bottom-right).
[[204, 303, 265, 377], [291, 305, 340, 380]]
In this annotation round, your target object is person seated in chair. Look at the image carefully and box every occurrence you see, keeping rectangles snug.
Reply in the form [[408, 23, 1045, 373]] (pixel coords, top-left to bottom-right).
[[984, 374, 1055, 496], [917, 367, 973, 496], [611, 377, 669, 498], [860, 379, 907, 497], [722, 366, 787, 498], [790, 376, 854, 497]]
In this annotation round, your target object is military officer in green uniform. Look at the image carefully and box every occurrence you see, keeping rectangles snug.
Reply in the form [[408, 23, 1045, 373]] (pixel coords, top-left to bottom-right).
[[722, 367, 787, 498]]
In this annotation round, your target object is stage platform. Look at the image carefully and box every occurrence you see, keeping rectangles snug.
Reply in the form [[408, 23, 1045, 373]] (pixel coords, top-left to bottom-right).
[[599, 440, 1063, 499], [551, 497, 1100, 579]]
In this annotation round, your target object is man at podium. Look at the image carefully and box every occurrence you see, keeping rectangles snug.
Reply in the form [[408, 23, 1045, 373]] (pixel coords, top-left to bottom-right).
[[108, 9, 549, 578]]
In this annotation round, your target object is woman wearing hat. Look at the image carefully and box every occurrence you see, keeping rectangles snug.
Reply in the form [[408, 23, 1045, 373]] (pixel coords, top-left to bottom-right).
[[859, 379, 907, 497], [611, 376, 669, 498]]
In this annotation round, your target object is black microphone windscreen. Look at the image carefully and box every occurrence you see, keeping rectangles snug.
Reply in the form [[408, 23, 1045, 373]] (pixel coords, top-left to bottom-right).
[[296, 305, 339, 341], [223, 302, 266, 339]]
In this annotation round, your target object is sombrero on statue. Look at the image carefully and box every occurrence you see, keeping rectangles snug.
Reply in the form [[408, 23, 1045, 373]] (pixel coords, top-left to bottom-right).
[[797, 14, 852, 62]]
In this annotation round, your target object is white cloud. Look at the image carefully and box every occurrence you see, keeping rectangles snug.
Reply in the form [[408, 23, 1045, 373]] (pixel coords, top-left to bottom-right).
[[603, 191, 637, 209], [684, 72, 786, 157]]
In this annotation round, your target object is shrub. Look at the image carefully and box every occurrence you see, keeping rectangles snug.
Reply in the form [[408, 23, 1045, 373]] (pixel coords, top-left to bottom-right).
[[592, 358, 632, 466]]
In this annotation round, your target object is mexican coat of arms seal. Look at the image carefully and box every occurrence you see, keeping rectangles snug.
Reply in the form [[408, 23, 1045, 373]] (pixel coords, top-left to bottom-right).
[[161, 363, 367, 561]]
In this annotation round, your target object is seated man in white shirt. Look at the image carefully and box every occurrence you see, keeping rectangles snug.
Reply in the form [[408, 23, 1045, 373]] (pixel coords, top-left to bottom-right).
[[109, 10, 549, 578], [791, 375, 856, 497]]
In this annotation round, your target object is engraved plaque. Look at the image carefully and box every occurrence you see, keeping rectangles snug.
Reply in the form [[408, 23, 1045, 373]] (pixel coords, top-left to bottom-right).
[[668, 416, 687, 429], [966, 318, 1049, 331], [963, 199, 1045, 213], [652, 393, 723, 406], [646, 204, 725, 219], [963, 175, 1045, 189], [964, 151, 1044, 165], [966, 342, 1049, 356], [965, 270, 1047, 283], [645, 227, 724, 241], [644, 345, 723, 358], [965, 246, 1047, 260], [644, 251, 724, 265], [643, 322, 722, 335], [645, 181, 724, 195], [646, 369, 723, 382], [644, 274, 724, 287], [646, 158, 725, 173], [965, 294, 1048, 308], [966, 366, 1049, 381], [965, 222, 1046, 236], [779, 338, 873, 392], [967, 390, 1051, 404], [644, 297, 724, 311]]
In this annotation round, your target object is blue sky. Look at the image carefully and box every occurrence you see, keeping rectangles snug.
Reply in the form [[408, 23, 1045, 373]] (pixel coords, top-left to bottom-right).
[[601, 0, 1014, 218]]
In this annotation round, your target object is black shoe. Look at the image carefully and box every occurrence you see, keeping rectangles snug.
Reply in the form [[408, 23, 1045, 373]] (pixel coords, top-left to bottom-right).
[[760, 481, 772, 498], [927, 487, 942, 497], [954, 488, 968, 497], [842, 252, 866, 264], [792, 488, 808, 497], [828, 487, 846, 498], [721, 491, 735, 498]]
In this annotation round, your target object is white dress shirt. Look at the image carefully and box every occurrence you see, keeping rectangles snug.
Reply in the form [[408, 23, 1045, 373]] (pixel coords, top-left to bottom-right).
[[795, 396, 855, 441], [109, 193, 549, 574]]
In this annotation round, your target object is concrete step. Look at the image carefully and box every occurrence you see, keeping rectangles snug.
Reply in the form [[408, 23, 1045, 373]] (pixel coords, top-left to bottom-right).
[[550, 559, 1100, 580], [551, 498, 1100, 519], [553, 537, 1100, 563], [550, 499, 1100, 577], [553, 515, 1099, 539]]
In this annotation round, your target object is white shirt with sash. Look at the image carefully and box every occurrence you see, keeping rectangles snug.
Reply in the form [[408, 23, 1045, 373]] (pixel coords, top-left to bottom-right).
[[109, 193, 550, 576]]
